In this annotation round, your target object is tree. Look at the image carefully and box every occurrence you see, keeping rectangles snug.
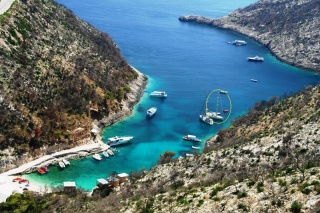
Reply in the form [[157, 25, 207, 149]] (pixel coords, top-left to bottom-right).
[[158, 151, 175, 164]]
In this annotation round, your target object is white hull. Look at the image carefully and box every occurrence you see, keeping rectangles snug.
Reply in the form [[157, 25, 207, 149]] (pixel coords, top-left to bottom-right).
[[147, 107, 157, 117], [247, 56, 264, 62], [107, 136, 133, 147], [199, 114, 213, 125], [62, 159, 70, 166], [93, 153, 102, 161], [59, 161, 65, 168], [107, 149, 114, 156], [149, 91, 167, 98], [183, 135, 201, 142], [207, 111, 224, 121], [102, 151, 109, 157]]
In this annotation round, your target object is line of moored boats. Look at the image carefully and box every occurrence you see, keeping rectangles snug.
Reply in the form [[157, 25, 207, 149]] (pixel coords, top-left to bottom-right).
[[228, 39, 264, 62], [92, 148, 117, 161]]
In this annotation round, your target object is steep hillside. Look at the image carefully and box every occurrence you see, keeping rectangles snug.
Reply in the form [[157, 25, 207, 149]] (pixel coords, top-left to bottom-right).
[[179, 0, 320, 73], [94, 86, 320, 213], [0, 0, 147, 172], [2, 81, 318, 213]]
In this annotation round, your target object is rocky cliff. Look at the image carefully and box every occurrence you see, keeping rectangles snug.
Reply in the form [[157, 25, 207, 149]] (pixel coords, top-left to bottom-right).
[[93, 86, 320, 213], [179, 0, 320, 73], [0, 0, 147, 172]]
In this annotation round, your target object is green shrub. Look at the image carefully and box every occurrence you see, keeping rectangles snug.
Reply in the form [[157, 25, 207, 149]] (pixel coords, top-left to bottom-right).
[[290, 201, 302, 213], [212, 196, 221, 201], [237, 191, 248, 199], [238, 203, 248, 211]]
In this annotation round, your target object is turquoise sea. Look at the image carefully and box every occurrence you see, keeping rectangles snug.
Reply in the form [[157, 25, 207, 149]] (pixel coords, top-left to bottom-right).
[[25, 0, 320, 190]]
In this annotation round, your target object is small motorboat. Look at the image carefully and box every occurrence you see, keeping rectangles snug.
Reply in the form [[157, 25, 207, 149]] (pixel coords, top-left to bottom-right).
[[228, 40, 247, 46], [251, 79, 258, 82], [223, 109, 229, 113], [62, 159, 70, 166], [146, 107, 157, 118], [149, 91, 167, 98], [183, 135, 201, 142], [191, 146, 200, 150], [247, 56, 264, 62], [102, 151, 109, 158], [219, 90, 228, 94], [93, 153, 102, 161], [58, 161, 65, 168], [38, 168, 46, 175], [106, 149, 114, 156]]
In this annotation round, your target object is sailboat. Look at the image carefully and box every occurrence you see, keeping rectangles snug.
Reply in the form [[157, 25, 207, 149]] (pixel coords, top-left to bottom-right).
[[207, 95, 224, 121], [199, 94, 214, 125]]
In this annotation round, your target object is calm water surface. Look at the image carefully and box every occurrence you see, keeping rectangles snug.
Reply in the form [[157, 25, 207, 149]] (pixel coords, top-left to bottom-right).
[[25, 0, 320, 190]]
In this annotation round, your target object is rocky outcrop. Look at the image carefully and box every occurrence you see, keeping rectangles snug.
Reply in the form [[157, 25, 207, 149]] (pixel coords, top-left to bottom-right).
[[179, 0, 320, 73], [0, 0, 147, 172], [90, 85, 320, 213]]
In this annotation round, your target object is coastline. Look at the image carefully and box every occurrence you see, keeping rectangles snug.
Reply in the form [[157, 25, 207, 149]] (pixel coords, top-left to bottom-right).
[[178, 14, 320, 73], [0, 66, 148, 201]]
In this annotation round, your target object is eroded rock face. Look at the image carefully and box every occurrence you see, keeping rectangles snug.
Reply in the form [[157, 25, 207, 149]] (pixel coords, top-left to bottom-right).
[[179, 0, 320, 73]]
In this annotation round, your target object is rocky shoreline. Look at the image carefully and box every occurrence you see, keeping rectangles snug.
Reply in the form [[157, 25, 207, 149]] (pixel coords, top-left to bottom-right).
[[179, 0, 320, 73], [0, 67, 148, 175]]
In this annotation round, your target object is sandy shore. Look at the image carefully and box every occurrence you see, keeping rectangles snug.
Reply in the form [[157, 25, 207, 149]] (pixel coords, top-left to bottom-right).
[[0, 135, 109, 203], [1, 136, 109, 177], [0, 174, 49, 203]]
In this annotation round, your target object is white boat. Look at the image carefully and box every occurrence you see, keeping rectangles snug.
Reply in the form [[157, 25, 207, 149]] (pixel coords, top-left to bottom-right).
[[199, 114, 213, 125], [102, 151, 109, 157], [183, 135, 201, 142], [93, 153, 102, 161], [186, 153, 194, 157], [192, 146, 200, 149], [62, 159, 70, 166], [228, 40, 247, 46], [251, 79, 258, 82], [146, 107, 157, 117], [107, 136, 133, 147], [149, 91, 167, 98], [58, 161, 65, 168], [106, 149, 114, 156], [219, 90, 228, 94], [207, 111, 224, 121], [247, 56, 264, 62]]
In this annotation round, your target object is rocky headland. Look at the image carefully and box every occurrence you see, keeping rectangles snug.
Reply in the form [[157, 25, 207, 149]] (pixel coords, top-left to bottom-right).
[[179, 0, 320, 73], [0, 0, 147, 173]]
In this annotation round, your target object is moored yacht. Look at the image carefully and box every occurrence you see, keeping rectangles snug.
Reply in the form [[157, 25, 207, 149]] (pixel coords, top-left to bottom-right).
[[107, 136, 133, 147], [228, 40, 247, 46], [58, 161, 65, 169], [146, 107, 157, 118], [149, 91, 167, 98], [183, 135, 201, 142], [93, 153, 102, 161], [219, 90, 228, 94], [247, 56, 264, 62], [207, 111, 224, 121], [199, 114, 213, 125], [62, 159, 70, 166], [102, 151, 109, 157]]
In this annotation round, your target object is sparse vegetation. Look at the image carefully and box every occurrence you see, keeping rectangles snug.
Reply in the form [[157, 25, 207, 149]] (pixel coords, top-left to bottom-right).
[[1, 0, 320, 212]]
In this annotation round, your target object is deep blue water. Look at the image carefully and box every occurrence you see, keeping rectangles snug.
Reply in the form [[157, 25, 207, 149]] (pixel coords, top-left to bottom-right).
[[25, 0, 320, 190]]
